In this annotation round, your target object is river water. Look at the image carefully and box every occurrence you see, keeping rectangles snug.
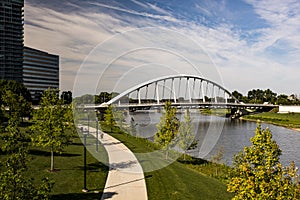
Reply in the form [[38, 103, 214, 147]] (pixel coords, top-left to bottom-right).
[[124, 111, 300, 167]]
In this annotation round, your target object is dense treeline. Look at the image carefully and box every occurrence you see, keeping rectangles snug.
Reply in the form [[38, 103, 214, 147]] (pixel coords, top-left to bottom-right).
[[232, 89, 300, 105]]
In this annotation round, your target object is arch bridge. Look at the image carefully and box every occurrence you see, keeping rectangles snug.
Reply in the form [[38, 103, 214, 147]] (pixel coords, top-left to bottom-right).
[[94, 74, 277, 115]]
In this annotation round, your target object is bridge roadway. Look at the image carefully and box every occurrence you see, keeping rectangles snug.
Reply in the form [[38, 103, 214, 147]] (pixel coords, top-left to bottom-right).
[[89, 102, 278, 111]]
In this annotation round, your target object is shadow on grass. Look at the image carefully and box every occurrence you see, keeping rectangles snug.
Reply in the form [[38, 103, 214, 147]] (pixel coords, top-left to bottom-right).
[[29, 149, 81, 157], [76, 161, 109, 172], [71, 142, 84, 146], [50, 192, 101, 200], [51, 191, 118, 200], [177, 157, 209, 165]]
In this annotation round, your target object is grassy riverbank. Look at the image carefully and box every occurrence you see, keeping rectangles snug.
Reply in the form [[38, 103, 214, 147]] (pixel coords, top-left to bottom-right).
[[1, 122, 232, 200], [101, 124, 233, 200], [242, 112, 300, 131]]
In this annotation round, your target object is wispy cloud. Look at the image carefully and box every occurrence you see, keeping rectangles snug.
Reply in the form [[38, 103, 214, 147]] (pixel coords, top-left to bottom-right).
[[245, 0, 300, 51], [24, 0, 300, 96], [88, 2, 180, 23]]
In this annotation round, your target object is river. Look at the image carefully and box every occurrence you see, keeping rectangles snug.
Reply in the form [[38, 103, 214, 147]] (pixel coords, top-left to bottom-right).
[[124, 110, 300, 167]]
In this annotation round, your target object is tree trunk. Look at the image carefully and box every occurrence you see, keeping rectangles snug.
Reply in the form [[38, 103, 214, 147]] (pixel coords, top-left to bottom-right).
[[51, 148, 54, 171], [165, 150, 168, 160], [184, 152, 186, 161]]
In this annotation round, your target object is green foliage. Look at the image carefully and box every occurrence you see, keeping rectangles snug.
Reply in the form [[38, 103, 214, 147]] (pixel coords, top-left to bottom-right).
[[30, 89, 73, 171], [60, 91, 72, 104], [210, 146, 225, 164], [227, 124, 300, 199], [72, 94, 94, 104], [178, 109, 196, 160], [1, 90, 32, 122], [114, 109, 125, 129], [155, 101, 179, 159], [0, 79, 32, 104], [95, 92, 112, 104], [103, 105, 116, 132], [232, 88, 300, 105], [0, 95, 53, 199], [107, 128, 233, 200]]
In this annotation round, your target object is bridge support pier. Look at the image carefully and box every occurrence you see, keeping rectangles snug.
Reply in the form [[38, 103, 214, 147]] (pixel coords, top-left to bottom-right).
[[230, 108, 250, 119]]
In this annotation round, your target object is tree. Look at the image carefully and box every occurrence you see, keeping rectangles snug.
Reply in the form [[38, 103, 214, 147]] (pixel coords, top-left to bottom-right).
[[95, 92, 112, 104], [31, 89, 72, 171], [277, 94, 289, 105], [0, 121, 53, 200], [178, 109, 196, 160], [114, 109, 125, 130], [264, 89, 277, 104], [227, 124, 300, 199], [104, 105, 116, 132], [232, 90, 243, 101], [248, 89, 264, 103], [61, 91, 72, 104], [0, 79, 32, 104], [1, 90, 32, 122], [0, 91, 53, 199], [155, 101, 179, 160]]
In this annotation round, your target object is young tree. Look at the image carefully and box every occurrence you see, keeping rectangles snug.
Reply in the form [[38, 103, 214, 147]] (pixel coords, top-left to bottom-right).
[[31, 89, 72, 171], [114, 109, 124, 130], [178, 109, 196, 160], [0, 92, 53, 199], [227, 124, 300, 199], [155, 101, 179, 160], [104, 105, 116, 132], [0, 121, 53, 200]]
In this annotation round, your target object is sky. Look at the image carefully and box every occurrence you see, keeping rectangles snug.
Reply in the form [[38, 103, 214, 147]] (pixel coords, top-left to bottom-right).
[[24, 0, 300, 97]]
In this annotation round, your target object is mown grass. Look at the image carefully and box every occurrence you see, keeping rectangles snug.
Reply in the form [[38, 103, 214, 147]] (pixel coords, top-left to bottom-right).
[[200, 108, 231, 116], [243, 112, 300, 129], [1, 120, 233, 200], [102, 124, 233, 200], [1, 123, 109, 200]]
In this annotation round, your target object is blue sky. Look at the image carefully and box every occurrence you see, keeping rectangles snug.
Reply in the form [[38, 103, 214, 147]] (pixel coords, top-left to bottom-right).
[[24, 0, 300, 96]]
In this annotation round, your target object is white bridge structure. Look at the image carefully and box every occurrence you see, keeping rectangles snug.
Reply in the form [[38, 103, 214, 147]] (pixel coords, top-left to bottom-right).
[[92, 74, 277, 114]]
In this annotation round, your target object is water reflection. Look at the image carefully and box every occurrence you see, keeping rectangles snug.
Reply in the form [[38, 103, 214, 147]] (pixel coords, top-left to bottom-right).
[[124, 111, 300, 167]]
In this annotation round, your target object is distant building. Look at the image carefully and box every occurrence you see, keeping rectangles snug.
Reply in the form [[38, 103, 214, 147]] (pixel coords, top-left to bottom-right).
[[0, 0, 24, 82], [278, 106, 300, 113], [23, 46, 59, 102]]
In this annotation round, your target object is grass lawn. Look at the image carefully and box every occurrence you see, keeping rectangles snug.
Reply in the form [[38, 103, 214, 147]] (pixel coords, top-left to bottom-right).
[[1, 124, 109, 200], [243, 112, 300, 129], [29, 136, 108, 200], [2, 121, 232, 200], [107, 129, 233, 200]]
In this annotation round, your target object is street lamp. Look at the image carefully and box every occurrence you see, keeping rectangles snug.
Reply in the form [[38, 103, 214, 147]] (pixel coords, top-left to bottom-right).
[[96, 116, 99, 152], [82, 110, 90, 193]]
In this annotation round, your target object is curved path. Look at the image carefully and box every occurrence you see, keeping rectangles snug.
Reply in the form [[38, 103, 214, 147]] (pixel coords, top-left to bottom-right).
[[79, 125, 148, 200]]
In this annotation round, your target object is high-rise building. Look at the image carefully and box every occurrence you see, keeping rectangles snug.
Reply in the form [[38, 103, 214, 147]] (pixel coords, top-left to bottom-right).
[[23, 46, 59, 102], [0, 0, 24, 82]]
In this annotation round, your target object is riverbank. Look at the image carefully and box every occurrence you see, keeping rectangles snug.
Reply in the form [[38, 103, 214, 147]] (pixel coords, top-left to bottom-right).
[[241, 112, 300, 132], [101, 123, 233, 200]]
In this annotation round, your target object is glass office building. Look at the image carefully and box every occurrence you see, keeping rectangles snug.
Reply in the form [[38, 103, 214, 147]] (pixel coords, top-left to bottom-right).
[[23, 46, 59, 102], [0, 0, 24, 82]]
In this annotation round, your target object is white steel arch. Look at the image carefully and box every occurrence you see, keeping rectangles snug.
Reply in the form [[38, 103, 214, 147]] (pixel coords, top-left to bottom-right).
[[101, 74, 238, 106]]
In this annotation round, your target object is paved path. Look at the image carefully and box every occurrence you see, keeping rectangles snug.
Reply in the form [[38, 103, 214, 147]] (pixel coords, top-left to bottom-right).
[[79, 125, 148, 200]]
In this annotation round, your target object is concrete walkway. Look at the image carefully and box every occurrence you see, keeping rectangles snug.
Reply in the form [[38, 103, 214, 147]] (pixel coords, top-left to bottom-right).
[[79, 125, 148, 200]]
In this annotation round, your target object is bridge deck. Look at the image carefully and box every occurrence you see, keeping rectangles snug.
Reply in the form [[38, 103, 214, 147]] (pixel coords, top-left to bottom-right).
[[85, 102, 278, 110]]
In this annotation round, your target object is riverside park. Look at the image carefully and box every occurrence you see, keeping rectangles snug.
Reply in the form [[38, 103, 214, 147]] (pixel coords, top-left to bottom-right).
[[1, 84, 300, 199]]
